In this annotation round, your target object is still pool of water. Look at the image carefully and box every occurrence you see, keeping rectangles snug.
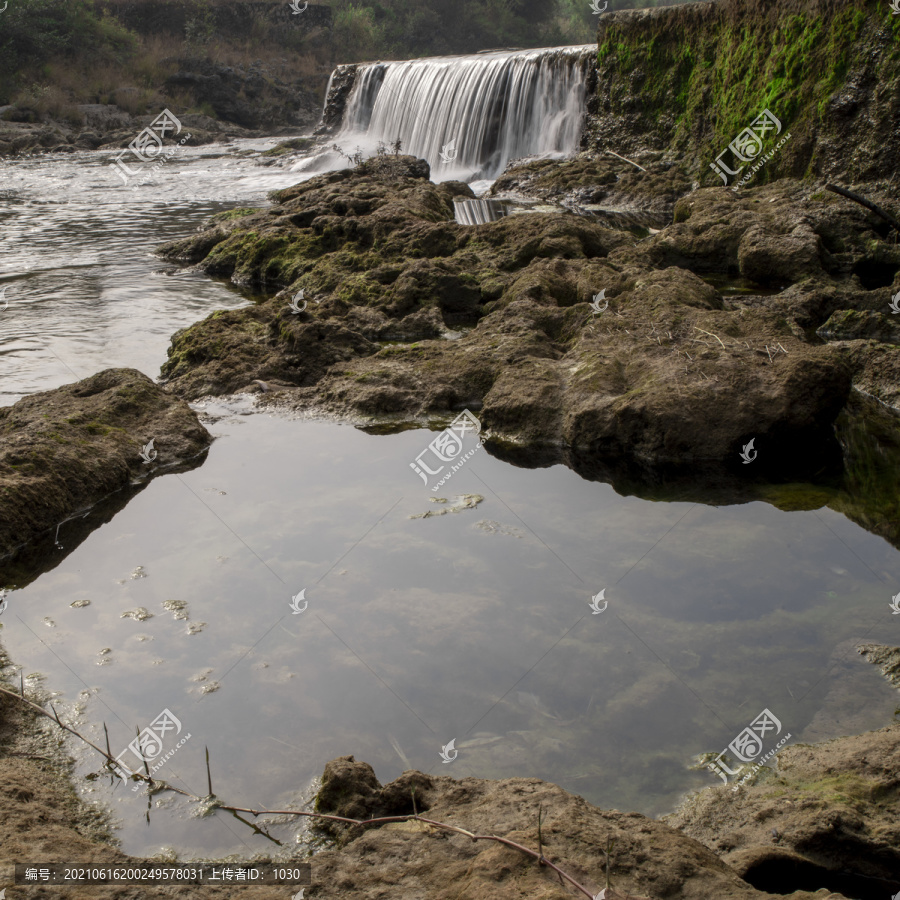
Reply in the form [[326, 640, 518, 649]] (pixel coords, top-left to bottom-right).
[[0, 145, 899, 862], [2, 402, 899, 858]]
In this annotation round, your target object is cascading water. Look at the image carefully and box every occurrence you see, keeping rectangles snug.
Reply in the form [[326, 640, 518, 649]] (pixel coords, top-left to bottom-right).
[[326, 45, 595, 184]]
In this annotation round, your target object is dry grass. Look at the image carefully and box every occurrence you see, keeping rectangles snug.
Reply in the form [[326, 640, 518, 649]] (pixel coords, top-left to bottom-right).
[[9, 23, 328, 120], [11, 83, 85, 126]]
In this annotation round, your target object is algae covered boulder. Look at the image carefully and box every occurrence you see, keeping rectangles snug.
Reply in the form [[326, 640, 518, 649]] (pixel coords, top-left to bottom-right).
[[0, 368, 211, 558], [155, 155, 900, 478], [816, 309, 900, 344]]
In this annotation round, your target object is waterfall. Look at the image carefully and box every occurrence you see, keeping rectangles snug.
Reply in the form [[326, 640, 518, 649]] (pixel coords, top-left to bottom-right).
[[330, 45, 595, 184]]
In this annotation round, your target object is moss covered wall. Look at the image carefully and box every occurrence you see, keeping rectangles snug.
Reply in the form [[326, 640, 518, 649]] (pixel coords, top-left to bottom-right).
[[583, 0, 900, 184]]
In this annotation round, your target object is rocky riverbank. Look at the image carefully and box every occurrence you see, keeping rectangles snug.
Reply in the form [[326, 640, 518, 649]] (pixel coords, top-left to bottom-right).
[[154, 154, 900, 481], [2, 643, 898, 899], [0, 103, 313, 158]]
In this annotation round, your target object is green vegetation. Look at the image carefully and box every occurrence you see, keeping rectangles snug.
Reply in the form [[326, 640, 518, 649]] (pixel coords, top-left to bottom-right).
[[0, 0, 699, 112], [594, 0, 897, 185]]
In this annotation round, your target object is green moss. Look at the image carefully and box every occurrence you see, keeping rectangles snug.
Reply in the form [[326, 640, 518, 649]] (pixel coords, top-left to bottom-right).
[[595, 0, 876, 185], [760, 483, 836, 512], [208, 207, 259, 224], [260, 137, 313, 157]]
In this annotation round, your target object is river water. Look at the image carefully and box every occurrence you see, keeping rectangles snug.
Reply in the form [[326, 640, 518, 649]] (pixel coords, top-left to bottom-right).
[[1, 143, 899, 862]]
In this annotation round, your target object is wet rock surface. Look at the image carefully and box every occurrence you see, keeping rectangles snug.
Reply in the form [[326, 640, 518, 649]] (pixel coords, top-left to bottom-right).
[[156, 157, 900, 479], [310, 755, 846, 900], [0, 368, 211, 559], [817, 309, 900, 344], [668, 719, 900, 899]]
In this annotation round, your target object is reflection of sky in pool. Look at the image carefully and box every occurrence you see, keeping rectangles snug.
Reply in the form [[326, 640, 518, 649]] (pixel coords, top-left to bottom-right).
[[2, 401, 898, 859]]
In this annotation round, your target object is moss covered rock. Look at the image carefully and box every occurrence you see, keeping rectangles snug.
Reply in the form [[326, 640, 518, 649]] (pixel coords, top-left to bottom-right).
[[0, 369, 211, 559], [155, 157, 900, 477]]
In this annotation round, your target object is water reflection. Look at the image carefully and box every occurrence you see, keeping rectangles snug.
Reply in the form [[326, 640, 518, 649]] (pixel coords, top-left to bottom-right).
[[1, 405, 898, 860]]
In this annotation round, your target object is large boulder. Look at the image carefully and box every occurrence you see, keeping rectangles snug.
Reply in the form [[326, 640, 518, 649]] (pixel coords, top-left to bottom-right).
[[154, 160, 900, 477], [0, 368, 211, 559]]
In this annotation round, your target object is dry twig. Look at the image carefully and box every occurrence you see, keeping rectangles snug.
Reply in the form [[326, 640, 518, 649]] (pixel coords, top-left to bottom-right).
[[606, 149, 648, 172], [0, 685, 600, 900]]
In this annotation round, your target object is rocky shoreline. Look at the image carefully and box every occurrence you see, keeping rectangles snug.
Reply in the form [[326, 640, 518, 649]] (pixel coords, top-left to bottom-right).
[[0, 105, 309, 157], [3, 150, 899, 562], [152, 153, 900, 473], [1, 642, 897, 899]]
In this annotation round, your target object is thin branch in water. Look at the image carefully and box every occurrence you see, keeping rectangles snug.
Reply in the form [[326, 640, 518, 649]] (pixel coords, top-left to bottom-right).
[[0, 686, 601, 899], [206, 746, 213, 797], [138, 726, 152, 785]]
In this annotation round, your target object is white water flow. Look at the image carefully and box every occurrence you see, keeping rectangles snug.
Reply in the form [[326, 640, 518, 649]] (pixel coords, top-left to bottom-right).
[[336, 45, 595, 183]]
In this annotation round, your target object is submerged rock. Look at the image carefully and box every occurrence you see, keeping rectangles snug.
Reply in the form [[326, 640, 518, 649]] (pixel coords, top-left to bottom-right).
[[0, 368, 211, 559]]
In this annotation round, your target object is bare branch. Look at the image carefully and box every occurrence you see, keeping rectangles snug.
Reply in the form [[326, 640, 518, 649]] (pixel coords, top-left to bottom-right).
[[0, 686, 600, 900], [606, 149, 648, 172]]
